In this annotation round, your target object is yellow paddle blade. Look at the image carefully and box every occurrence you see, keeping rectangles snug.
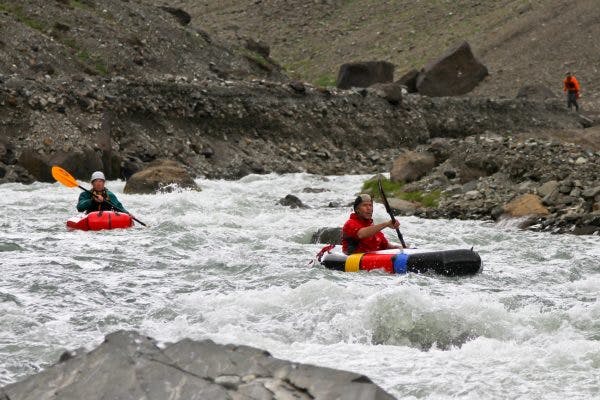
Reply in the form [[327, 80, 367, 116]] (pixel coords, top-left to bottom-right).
[[51, 166, 79, 188]]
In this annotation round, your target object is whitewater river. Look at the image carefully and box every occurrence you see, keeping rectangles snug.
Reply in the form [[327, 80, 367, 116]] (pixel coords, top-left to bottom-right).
[[0, 173, 598, 399]]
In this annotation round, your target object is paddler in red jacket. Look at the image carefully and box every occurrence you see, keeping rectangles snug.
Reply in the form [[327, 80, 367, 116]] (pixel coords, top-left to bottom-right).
[[342, 194, 402, 254]]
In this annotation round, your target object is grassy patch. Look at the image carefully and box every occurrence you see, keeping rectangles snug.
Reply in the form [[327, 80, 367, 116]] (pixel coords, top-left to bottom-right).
[[76, 49, 109, 76], [314, 74, 337, 87], [70, 0, 93, 10], [242, 49, 272, 71], [361, 176, 441, 208], [0, 3, 47, 32]]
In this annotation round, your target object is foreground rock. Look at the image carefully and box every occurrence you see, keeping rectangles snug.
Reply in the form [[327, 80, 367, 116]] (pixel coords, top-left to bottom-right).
[[1, 330, 394, 400], [416, 41, 488, 97], [336, 61, 395, 89], [123, 159, 199, 194]]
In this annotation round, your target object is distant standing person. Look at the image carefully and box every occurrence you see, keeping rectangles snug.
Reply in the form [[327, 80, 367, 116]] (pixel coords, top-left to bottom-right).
[[563, 72, 580, 111]]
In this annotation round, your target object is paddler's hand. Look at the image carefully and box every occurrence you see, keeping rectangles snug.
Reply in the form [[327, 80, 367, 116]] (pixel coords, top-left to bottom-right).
[[386, 219, 400, 229], [93, 194, 104, 202]]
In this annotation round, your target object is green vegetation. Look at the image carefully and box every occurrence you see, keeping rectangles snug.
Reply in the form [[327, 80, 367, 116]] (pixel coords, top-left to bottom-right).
[[314, 74, 336, 87], [0, 3, 47, 32], [76, 49, 109, 76], [242, 49, 272, 71], [70, 0, 93, 10], [361, 176, 441, 208]]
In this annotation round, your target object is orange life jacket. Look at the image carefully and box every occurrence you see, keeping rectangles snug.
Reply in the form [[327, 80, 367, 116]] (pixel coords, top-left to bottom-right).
[[563, 76, 580, 92]]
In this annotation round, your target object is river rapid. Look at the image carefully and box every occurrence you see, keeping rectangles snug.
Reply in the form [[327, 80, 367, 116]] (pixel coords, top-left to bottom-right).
[[0, 173, 598, 399]]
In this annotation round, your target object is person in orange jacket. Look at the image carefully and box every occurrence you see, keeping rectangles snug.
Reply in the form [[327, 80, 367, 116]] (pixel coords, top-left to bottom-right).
[[563, 72, 580, 111]]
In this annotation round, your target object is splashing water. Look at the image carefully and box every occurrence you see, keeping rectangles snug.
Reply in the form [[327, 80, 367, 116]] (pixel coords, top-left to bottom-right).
[[0, 173, 598, 399]]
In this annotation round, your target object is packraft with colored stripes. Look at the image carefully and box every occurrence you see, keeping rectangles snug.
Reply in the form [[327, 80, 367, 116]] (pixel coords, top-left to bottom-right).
[[317, 246, 481, 277]]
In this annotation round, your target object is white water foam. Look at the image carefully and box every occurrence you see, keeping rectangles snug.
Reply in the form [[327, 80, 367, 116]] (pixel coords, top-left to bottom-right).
[[0, 174, 598, 398]]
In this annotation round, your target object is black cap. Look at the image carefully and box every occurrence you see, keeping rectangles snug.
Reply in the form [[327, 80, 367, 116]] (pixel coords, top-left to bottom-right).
[[353, 194, 372, 210]]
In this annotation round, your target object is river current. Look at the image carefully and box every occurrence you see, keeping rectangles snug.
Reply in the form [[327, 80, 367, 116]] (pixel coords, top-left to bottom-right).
[[0, 173, 598, 399]]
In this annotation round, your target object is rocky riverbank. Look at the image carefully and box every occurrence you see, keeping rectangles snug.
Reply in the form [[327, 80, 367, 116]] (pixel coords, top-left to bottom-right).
[[0, 73, 586, 185], [354, 130, 600, 236], [0, 330, 393, 400]]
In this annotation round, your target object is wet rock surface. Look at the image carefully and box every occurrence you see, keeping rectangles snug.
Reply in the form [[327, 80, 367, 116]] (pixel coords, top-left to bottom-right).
[[123, 159, 199, 194], [311, 227, 342, 244], [1, 330, 394, 400]]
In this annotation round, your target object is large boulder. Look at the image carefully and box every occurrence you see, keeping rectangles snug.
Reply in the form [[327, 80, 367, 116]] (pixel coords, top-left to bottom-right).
[[416, 41, 488, 97], [503, 194, 549, 217], [336, 61, 395, 90], [387, 197, 419, 214], [124, 159, 199, 194], [2, 330, 394, 400], [390, 151, 436, 183]]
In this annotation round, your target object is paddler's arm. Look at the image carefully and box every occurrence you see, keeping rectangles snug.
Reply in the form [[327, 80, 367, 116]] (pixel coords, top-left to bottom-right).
[[76, 191, 92, 212], [357, 219, 400, 239], [107, 192, 128, 214]]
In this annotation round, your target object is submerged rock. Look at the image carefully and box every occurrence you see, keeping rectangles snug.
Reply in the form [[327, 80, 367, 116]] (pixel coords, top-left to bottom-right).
[[1, 330, 394, 400], [278, 194, 309, 209]]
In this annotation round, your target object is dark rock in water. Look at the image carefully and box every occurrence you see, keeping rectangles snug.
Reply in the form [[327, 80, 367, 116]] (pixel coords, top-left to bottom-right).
[[159, 6, 191, 25], [336, 61, 395, 90], [390, 151, 436, 183], [124, 159, 199, 194], [278, 194, 308, 209], [245, 38, 270, 58], [1, 330, 394, 400], [416, 41, 488, 97], [516, 84, 557, 101], [367, 82, 403, 105], [396, 68, 419, 93], [302, 187, 328, 193], [311, 227, 342, 244]]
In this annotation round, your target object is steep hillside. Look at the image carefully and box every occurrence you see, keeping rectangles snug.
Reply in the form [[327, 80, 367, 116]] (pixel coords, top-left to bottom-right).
[[179, 0, 600, 105], [0, 0, 283, 81]]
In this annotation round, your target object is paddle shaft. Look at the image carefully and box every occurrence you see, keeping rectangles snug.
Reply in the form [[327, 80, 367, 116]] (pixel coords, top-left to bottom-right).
[[79, 185, 147, 227], [378, 179, 407, 248]]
